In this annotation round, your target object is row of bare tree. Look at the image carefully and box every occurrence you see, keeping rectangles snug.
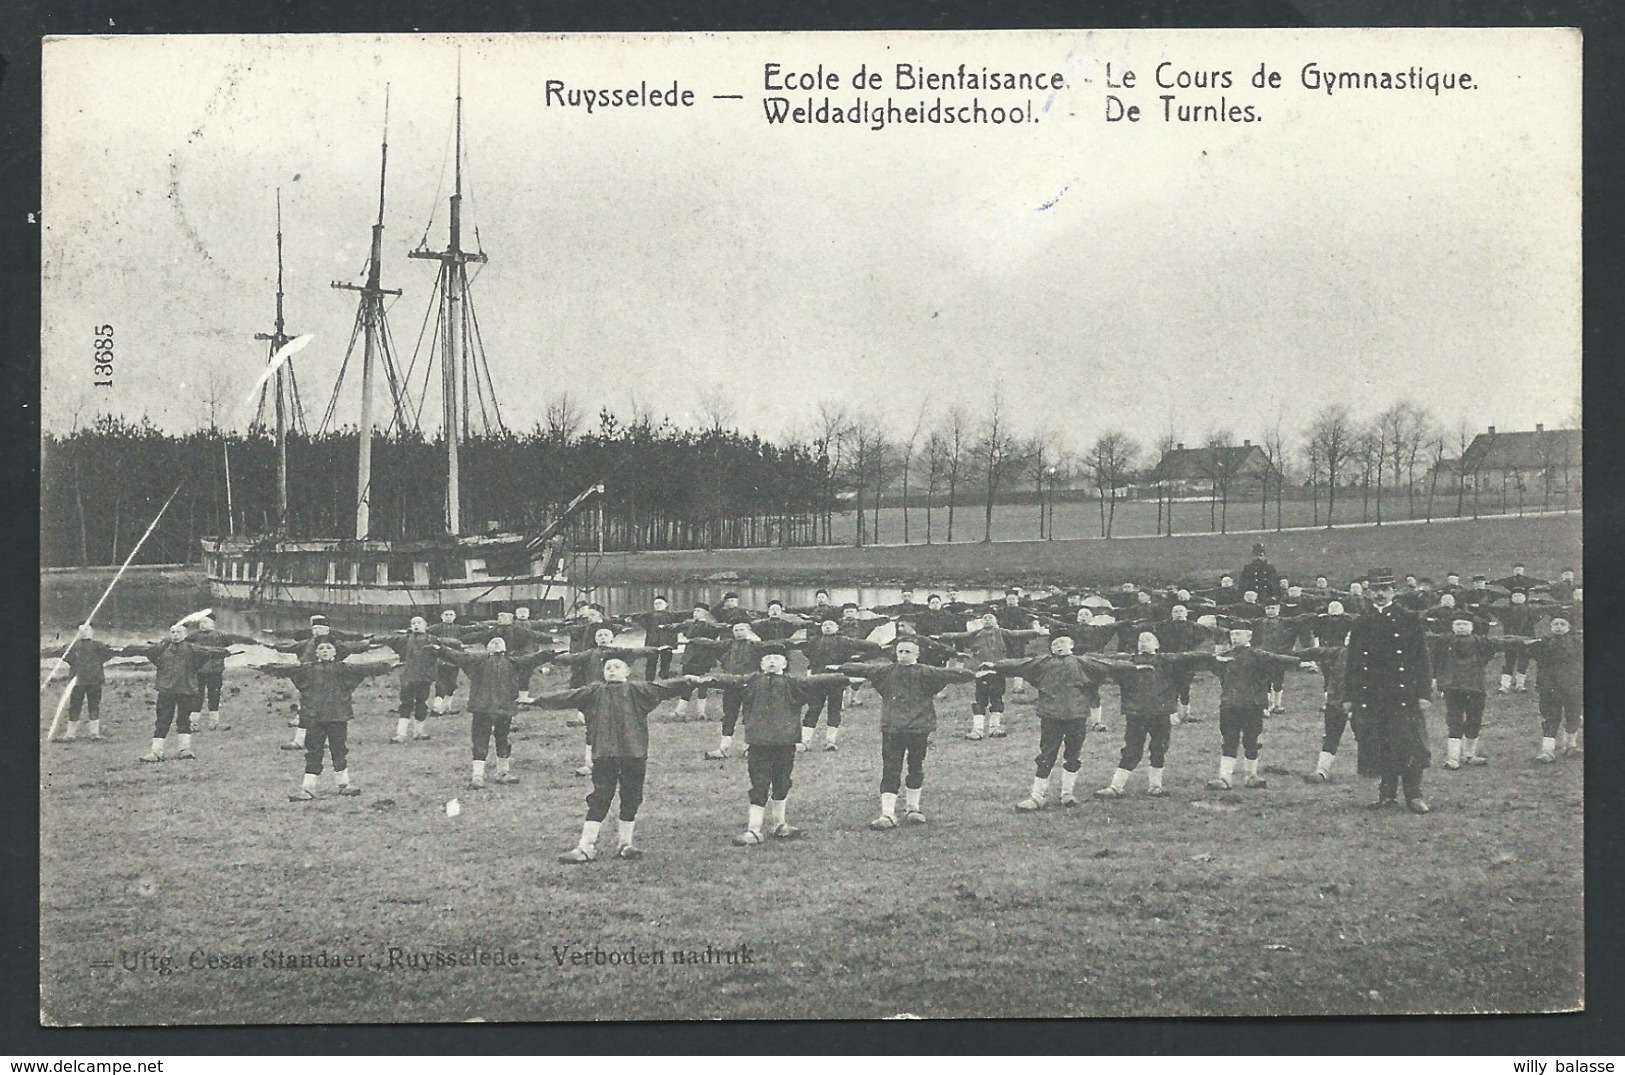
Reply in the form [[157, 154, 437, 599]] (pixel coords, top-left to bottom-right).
[[805, 392, 1581, 545]]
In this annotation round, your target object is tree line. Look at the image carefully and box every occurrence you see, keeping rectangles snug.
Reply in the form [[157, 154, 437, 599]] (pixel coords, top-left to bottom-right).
[[41, 411, 835, 568], [43, 393, 1581, 567]]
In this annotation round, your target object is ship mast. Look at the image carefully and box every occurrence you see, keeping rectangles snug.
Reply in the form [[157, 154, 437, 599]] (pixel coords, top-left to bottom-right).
[[331, 90, 403, 540], [253, 190, 304, 531], [409, 59, 487, 536]]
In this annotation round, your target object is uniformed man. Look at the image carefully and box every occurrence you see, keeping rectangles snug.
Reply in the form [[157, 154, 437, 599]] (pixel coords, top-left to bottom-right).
[[1344, 568, 1435, 813]]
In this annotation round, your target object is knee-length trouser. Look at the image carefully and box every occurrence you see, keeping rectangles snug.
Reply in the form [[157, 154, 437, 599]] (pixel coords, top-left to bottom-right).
[[153, 693, 198, 737], [198, 671, 224, 712], [721, 686, 746, 736], [802, 682, 844, 728], [1322, 702, 1351, 753], [880, 731, 929, 793], [1443, 689, 1486, 738], [304, 721, 349, 775], [974, 673, 1006, 715], [470, 711, 513, 760], [1034, 717, 1086, 777], [1539, 689, 1582, 736], [1118, 712, 1171, 770], [586, 756, 647, 822], [69, 683, 102, 721], [746, 744, 796, 806], [1219, 705, 1265, 760], [399, 680, 432, 720]]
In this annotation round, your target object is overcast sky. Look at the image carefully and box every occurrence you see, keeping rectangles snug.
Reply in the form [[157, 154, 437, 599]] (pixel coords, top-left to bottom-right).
[[41, 29, 1581, 453]]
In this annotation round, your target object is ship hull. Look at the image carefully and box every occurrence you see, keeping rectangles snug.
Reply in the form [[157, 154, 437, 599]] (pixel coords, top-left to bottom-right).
[[199, 534, 571, 619]]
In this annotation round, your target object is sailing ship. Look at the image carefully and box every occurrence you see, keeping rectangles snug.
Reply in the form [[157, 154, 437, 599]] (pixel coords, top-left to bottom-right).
[[200, 80, 598, 618]]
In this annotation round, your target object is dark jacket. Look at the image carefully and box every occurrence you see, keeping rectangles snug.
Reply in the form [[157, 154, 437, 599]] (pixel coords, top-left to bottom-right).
[[795, 634, 884, 671], [556, 645, 659, 685], [1345, 603, 1434, 707], [383, 632, 445, 684], [122, 639, 231, 695], [704, 672, 849, 745], [631, 610, 685, 648], [1196, 647, 1302, 711], [263, 658, 394, 722], [990, 654, 1127, 722], [1429, 635, 1510, 694], [41, 638, 119, 688], [838, 661, 978, 734], [933, 626, 1044, 665], [1103, 652, 1212, 717], [429, 645, 555, 716], [528, 679, 689, 758], [676, 620, 725, 673], [1521, 634, 1583, 695]]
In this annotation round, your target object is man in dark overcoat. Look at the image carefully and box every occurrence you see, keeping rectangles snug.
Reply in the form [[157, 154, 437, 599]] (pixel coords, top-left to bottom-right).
[[1344, 568, 1435, 813]]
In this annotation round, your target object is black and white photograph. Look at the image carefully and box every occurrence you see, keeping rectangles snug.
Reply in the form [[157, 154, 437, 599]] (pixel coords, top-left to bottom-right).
[[37, 28, 1582, 1024]]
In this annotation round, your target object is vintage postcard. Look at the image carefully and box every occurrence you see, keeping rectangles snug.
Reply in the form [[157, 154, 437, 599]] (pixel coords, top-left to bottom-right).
[[39, 29, 1581, 1024]]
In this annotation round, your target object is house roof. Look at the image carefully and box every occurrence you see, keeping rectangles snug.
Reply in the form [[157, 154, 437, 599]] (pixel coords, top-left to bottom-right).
[[1150, 444, 1278, 482], [1459, 428, 1580, 472]]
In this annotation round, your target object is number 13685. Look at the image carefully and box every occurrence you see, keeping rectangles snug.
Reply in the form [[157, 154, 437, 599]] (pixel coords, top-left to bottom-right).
[[93, 324, 113, 386]]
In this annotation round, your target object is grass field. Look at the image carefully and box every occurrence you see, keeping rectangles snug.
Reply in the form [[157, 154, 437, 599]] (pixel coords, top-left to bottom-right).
[[40, 649, 1582, 1024], [580, 512, 1582, 587]]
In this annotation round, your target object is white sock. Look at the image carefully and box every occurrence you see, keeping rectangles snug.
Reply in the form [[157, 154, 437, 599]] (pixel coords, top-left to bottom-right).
[[150, 737, 166, 755], [880, 792, 898, 819], [1148, 766, 1164, 790], [65, 721, 80, 738], [617, 819, 635, 847], [336, 768, 350, 786], [1541, 736, 1557, 756], [301, 772, 318, 792], [972, 714, 986, 734], [1464, 737, 1479, 758], [86, 720, 100, 737], [178, 733, 193, 752], [1060, 769, 1079, 797], [989, 713, 1004, 731], [209, 709, 222, 727], [1317, 750, 1337, 775], [1515, 673, 1526, 690], [747, 804, 765, 834], [1030, 776, 1049, 801], [1565, 731, 1579, 749], [826, 726, 840, 745], [1110, 767, 1130, 792], [432, 696, 446, 715], [904, 786, 922, 812], [1219, 755, 1236, 782], [696, 696, 710, 718], [801, 725, 813, 746], [472, 759, 486, 781], [1179, 703, 1190, 720], [292, 727, 306, 747], [496, 757, 511, 775], [769, 798, 788, 827], [1446, 738, 1462, 764], [413, 718, 428, 736], [717, 735, 732, 754], [395, 718, 410, 738], [1500, 674, 1512, 691], [584, 744, 593, 767], [674, 698, 689, 716], [1244, 757, 1259, 779], [579, 820, 601, 851], [1090, 706, 1103, 724]]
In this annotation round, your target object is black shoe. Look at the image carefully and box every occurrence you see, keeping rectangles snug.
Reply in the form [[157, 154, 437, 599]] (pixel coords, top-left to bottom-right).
[[1367, 797, 1399, 810], [1406, 797, 1431, 814]]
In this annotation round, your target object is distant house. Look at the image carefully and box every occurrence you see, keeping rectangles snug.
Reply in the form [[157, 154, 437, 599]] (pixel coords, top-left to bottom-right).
[[1149, 440, 1281, 498], [1450, 424, 1581, 501]]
